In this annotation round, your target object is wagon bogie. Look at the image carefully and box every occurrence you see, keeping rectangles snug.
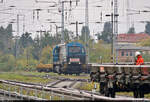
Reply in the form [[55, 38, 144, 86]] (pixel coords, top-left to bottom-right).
[[90, 64, 150, 98]]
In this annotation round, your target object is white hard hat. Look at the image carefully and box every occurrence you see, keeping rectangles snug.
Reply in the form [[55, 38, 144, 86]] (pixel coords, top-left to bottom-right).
[[135, 51, 141, 56]]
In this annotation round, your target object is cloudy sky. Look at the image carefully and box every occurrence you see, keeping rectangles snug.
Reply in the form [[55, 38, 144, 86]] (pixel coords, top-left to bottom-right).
[[0, 0, 150, 37]]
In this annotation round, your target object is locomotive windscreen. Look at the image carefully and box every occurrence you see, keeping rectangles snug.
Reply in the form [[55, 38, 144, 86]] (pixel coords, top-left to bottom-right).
[[69, 46, 80, 53]]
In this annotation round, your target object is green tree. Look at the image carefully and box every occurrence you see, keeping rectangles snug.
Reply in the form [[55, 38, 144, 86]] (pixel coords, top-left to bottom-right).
[[98, 22, 112, 43], [0, 54, 15, 71], [16, 46, 38, 70], [32, 35, 41, 60], [64, 29, 73, 43], [80, 26, 90, 43], [138, 38, 150, 47], [127, 26, 135, 34], [41, 32, 60, 47], [19, 32, 33, 48], [6, 24, 13, 37], [89, 40, 111, 63], [0, 24, 14, 53], [145, 22, 150, 35], [40, 45, 53, 64]]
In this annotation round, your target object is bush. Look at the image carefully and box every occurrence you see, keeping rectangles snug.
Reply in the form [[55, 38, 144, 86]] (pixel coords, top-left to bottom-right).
[[0, 54, 15, 71]]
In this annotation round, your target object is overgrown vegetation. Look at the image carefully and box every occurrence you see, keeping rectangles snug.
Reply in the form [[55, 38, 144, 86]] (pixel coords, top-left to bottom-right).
[[1, 22, 150, 72], [0, 83, 66, 100], [0, 72, 52, 84], [0, 23, 113, 72], [76, 82, 99, 91]]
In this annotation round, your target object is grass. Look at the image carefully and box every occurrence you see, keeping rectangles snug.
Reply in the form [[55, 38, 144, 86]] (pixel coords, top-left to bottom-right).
[[0, 71, 90, 87], [61, 74, 89, 79], [0, 83, 66, 100], [76, 82, 99, 91], [75, 82, 150, 99], [116, 92, 133, 97], [0, 72, 52, 84], [1, 71, 150, 99], [3, 71, 90, 80]]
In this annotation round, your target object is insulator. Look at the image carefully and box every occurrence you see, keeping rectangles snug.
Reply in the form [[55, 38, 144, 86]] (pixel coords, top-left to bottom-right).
[[70, 0, 72, 7], [76, 0, 78, 6], [33, 11, 35, 20], [65, 11, 67, 21], [37, 11, 39, 20], [101, 12, 102, 22]]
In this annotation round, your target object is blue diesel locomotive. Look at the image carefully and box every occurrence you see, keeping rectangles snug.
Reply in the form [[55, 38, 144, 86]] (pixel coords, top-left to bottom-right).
[[53, 42, 87, 75]]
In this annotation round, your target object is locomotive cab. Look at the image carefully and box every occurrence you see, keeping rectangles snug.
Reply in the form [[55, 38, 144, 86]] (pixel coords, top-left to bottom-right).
[[52, 42, 86, 75]]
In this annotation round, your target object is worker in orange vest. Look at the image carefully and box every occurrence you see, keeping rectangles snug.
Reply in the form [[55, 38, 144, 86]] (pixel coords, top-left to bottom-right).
[[135, 51, 144, 65], [135, 51, 148, 75]]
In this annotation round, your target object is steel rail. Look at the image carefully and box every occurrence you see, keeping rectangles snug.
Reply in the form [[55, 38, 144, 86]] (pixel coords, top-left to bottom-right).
[[0, 89, 45, 100], [0, 80, 149, 101]]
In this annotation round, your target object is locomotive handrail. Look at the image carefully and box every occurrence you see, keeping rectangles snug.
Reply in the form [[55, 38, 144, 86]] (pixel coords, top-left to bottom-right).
[[89, 62, 150, 65], [91, 63, 150, 68]]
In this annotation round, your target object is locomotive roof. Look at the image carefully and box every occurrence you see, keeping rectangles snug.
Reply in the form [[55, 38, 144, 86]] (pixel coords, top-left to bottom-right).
[[57, 43, 66, 47], [66, 42, 83, 47], [53, 42, 83, 49]]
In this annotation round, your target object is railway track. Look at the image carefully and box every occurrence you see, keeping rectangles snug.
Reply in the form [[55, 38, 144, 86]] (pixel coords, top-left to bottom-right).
[[0, 89, 45, 100], [0, 79, 150, 101], [46, 78, 79, 88], [21, 73, 90, 82]]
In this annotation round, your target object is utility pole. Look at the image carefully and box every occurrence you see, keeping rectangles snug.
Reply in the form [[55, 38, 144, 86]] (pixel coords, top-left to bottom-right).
[[76, 21, 78, 40], [17, 14, 19, 37], [55, 24, 58, 38], [70, 21, 83, 40], [126, 0, 130, 33], [111, 12, 114, 64], [106, 0, 119, 64], [114, 0, 118, 64], [85, 0, 89, 63], [16, 14, 19, 58], [111, 0, 114, 64], [15, 14, 19, 69], [61, 1, 65, 44], [60, 0, 80, 43], [85, 0, 89, 27], [0, 0, 3, 3], [23, 15, 25, 34]]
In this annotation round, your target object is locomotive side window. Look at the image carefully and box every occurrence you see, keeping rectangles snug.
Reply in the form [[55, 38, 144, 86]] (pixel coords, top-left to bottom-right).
[[69, 46, 80, 53]]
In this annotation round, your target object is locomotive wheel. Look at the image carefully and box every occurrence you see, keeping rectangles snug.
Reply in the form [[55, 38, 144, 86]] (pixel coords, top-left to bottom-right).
[[55, 66, 60, 74]]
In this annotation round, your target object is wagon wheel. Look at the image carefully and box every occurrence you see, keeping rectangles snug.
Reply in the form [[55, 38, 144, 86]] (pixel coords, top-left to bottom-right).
[[100, 82, 105, 95], [103, 83, 116, 98], [110, 88, 115, 98], [104, 83, 109, 97], [139, 90, 144, 98], [139, 86, 144, 98], [133, 90, 138, 98]]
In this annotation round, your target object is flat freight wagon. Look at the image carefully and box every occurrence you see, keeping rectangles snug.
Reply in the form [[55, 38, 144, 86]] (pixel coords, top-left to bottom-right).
[[90, 64, 150, 98]]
